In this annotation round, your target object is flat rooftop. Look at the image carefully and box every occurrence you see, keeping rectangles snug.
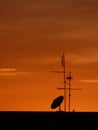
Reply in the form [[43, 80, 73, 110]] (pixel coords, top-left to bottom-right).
[[0, 112, 98, 128]]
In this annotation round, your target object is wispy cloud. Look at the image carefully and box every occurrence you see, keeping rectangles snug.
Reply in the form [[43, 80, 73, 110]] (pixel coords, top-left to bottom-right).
[[67, 53, 98, 64], [0, 68, 16, 72], [79, 80, 98, 83], [0, 68, 28, 76]]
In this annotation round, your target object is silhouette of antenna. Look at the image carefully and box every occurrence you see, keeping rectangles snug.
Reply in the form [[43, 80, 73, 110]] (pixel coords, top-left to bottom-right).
[[51, 95, 64, 111], [51, 53, 67, 112], [66, 72, 82, 112], [51, 53, 82, 112], [57, 72, 82, 112]]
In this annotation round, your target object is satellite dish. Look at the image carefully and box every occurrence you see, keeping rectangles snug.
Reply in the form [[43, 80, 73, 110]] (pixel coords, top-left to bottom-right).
[[51, 95, 64, 111]]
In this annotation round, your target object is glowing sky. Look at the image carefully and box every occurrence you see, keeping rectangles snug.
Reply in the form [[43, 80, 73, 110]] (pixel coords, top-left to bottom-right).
[[0, 0, 98, 111]]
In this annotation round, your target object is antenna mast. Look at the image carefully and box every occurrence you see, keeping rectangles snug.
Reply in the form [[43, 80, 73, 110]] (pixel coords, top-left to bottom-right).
[[51, 52, 67, 112], [66, 72, 82, 112], [66, 72, 72, 112], [51, 53, 82, 112], [61, 53, 66, 111]]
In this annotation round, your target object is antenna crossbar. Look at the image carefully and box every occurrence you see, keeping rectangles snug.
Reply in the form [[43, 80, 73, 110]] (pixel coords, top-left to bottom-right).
[[56, 87, 82, 90]]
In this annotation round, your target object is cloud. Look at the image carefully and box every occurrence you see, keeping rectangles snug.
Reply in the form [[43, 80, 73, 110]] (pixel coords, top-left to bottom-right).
[[68, 54, 98, 64], [0, 0, 98, 72], [0, 68, 16, 72], [79, 80, 98, 83], [0, 68, 28, 76]]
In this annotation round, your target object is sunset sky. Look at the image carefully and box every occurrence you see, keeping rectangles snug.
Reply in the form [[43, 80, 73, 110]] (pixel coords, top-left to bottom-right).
[[0, 0, 98, 111]]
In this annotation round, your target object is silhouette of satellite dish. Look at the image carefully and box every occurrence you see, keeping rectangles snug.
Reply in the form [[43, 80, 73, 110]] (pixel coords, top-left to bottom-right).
[[51, 95, 64, 111]]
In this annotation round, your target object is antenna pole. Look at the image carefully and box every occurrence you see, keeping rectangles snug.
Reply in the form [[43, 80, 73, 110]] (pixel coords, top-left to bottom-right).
[[57, 70, 82, 112], [61, 52, 66, 111], [67, 72, 72, 112], [51, 53, 67, 112], [63, 54, 66, 112]]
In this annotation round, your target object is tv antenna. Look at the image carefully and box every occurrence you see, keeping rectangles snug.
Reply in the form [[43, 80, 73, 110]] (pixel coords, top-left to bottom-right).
[[51, 53, 67, 112], [57, 72, 82, 112], [51, 53, 82, 112], [67, 72, 82, 112]]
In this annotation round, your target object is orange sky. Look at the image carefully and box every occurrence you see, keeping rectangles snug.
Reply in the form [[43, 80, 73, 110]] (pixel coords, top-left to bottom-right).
[[0, 0, 98, 111]]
